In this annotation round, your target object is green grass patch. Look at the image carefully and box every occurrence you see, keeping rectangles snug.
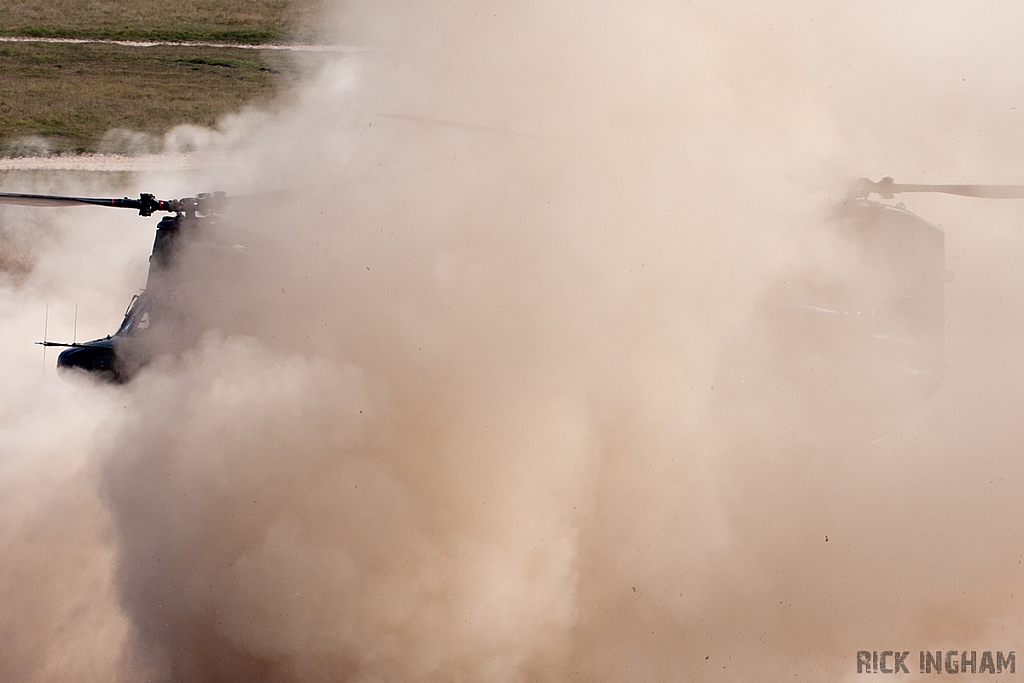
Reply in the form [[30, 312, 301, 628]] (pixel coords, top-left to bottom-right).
[[0, 0, 323, 45], [0, 0, 329, 154], [0, 42, 306, 154]]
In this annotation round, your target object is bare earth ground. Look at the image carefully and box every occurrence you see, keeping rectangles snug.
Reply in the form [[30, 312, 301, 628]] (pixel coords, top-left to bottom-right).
[[0, 152, 225, 172]]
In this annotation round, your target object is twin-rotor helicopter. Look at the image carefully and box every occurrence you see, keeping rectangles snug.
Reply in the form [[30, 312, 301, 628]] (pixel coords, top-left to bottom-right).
[[3, 178, 1024, 388]]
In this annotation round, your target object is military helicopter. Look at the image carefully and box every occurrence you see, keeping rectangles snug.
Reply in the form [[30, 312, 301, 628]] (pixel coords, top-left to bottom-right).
[[831, 177, 1024, 388], [719, 177, 1024, 436], [1, 190, 280, 382], [6, 177, 1023, 388]]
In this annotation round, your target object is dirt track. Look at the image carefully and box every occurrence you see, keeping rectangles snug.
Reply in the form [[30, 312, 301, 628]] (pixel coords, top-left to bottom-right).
[[0, 152, 224, 172], [0, 35, 372, 52]]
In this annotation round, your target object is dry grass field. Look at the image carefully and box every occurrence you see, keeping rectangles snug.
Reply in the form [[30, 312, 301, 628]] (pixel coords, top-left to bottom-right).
[[0, 0, 323, 154], [0, 0, 323, 43], [0, 42, 297, 153]]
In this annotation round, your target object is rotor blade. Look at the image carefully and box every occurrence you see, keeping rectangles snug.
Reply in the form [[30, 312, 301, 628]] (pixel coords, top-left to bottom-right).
[[0, 190, 283, 216], [0, 192, 137, 208], [890, 184, 1024, 199], [0, 192, 182, 215], [208, 189, 291, 210], [852, 177, 1024, 200]]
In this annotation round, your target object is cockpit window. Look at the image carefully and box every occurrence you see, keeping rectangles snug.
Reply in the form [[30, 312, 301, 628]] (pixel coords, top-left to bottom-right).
[[117, 292, 149, 336]]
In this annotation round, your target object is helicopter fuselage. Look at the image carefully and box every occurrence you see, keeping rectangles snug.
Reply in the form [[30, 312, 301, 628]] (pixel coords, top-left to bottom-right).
[[55, 211, 203, 381]]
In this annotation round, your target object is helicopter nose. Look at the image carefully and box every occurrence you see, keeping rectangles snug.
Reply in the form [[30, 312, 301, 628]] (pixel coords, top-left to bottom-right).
[[56, 344, 117, 380]]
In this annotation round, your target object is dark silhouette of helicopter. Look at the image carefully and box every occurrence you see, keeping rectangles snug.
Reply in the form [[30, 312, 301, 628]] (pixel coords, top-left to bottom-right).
[[1, 190, 279, 382], [6, 177, 1023, 388], [834, 177, 1024, 390], [717, 177, 1024, 435]]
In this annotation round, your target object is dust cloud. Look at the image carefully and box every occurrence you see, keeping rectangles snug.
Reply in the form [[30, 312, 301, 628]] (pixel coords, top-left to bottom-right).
[[5, 1, 1024, 682]]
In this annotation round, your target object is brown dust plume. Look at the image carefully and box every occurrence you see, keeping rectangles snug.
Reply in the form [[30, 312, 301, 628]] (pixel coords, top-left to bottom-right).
[[6, 2, 1024, 682]]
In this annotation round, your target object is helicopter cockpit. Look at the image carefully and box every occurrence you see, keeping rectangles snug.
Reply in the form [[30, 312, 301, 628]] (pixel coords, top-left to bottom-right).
[[116, 293, 151, 336]]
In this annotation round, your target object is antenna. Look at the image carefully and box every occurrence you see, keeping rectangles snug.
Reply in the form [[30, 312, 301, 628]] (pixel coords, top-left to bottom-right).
[[73, 303, 78, 345]]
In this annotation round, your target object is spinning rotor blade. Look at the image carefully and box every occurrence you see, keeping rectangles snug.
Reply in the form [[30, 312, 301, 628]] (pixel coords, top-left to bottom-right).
[[0, 189, 285, 217], [0, 193, 104, 208], [0, 192, 178, 215], [891, 184, 1024, 199], [853, 177, 1024, 200]]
